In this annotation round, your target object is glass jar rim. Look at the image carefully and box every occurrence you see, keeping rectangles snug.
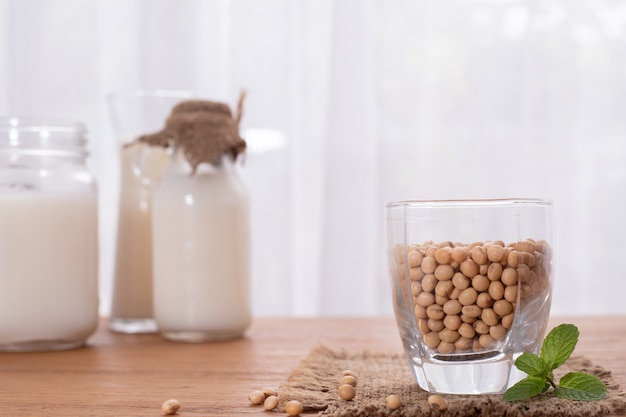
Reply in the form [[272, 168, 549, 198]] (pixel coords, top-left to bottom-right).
[[386, 198, 553, 209], [0, 117, 88, 156], [0, 116, 86, 132]]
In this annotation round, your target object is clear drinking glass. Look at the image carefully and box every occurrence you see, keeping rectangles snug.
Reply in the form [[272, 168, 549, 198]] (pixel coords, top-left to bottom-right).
[[107, 90, 192, 333], [386, 199, 554, 394]]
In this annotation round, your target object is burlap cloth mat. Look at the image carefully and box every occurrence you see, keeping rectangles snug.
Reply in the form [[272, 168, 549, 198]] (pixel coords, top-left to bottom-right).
[[277, 345, 626, 417]]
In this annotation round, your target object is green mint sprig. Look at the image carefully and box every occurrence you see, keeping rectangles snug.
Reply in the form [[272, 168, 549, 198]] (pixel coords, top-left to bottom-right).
[[503, 323, 608, 402]]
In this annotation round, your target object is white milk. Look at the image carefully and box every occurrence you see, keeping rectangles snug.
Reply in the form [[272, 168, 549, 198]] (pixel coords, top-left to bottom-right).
[[152, 157, 251, 342], [109, 144, 169, 330], [0, 191, 98, 350]]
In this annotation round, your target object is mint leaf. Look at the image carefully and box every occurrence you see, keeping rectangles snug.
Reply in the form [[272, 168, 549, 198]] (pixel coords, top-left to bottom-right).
[[554, 372, 607, 401], [515, 353, 548, 377], [503, 376, 547, 402], [540, 324, 579, 371], [504, 323, 606, 403]]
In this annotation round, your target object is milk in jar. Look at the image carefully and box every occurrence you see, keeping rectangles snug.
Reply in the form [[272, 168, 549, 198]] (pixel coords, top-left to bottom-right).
[[0, 118, 98, 352], [109, 144, 168, 332], [130, 94, 251, 342], [152, 153, 251, 341], [107, 90, 191, 333]]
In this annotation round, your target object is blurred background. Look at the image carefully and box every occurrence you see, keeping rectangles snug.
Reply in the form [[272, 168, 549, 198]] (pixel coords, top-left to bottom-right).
[[1, 0, 625, 317]]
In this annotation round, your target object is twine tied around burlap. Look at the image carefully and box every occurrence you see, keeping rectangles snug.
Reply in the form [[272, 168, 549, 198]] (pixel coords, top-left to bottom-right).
[[129, 91, 247, 174], [277, 345, 626, 417]]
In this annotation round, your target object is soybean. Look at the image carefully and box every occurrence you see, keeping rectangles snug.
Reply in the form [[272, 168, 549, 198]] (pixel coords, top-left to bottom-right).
[[461, 304, 482, 318], [435, 280, 454, 297], [455, 336, 473, 351], [409, 267, 424, 281], [264, 396, 279, 411], [502, 313, 514, 329], [439, 328, 460, 343], [434, 248, 451, 265], [341, 370, 357, 378], [460, 259, 479, 277], [437, 341, 455, 354], [421, 274, 437, 292], [428, 395, 448, 411], [488, 280, 505, 300], [476, 292, 493, 309], [339, 375, 357, 387], [458, 288, 478, 306], [416, 292, 435, 307], [434, 264, 454, 281], [262, 388, 278, 398], [473, 320, 489, 335], [248, 390, 265, 405], [493, 299, 513, 316], [504, 285, 518, 303], [407, 250, 423, 267], [285, 400, 304, 416], [443, 314, 462, 331], [443, 299, 462, 315], [479, 333, 497, 349], [162, 399, 181, 415], [386, 394, 402, 410], [426, 304, 444, 320], [458, 322, 475, 339], [428, 318, 444, 332], [487, 262, 503, 281], [501, 268, 518, 286], [451, 247, 467, 263], [472, 275, 490, 292], [452, 273, 470, 290], [481, 308, 499, 326], [421, 256, 436, 274], [423, 332, 441, 348], [490, 324, 508, 340], [471, 246, 488, 265], [487, 244, 505, 263], [338, 384, 356, 401]]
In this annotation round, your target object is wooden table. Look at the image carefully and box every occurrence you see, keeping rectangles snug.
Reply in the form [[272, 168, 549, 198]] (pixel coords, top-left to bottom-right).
[[1, 316, 625, 416]]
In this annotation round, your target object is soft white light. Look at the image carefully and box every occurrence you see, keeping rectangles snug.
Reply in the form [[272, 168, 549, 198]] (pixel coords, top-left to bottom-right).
[[9, 128, 18, 145], [242, 128, 287, 154], [184, 194, 194, 205]]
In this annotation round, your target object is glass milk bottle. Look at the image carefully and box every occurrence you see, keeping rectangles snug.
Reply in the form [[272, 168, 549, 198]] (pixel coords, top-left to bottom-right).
[[107, 90, 191, 333], [132, 95, 251, 342], [153, 150, 251, 342], [0, 117, 98, 351]]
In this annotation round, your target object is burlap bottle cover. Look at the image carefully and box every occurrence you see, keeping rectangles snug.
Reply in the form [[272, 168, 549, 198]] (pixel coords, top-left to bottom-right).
[[278, 345, 626, 417], [130, 92, 247, 173]]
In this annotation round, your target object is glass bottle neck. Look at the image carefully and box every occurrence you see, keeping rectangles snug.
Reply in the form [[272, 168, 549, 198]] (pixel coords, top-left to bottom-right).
[[170, 146, 237, 176]]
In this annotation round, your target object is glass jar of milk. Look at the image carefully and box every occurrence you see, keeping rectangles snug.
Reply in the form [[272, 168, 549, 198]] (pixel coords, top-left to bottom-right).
[[152, 149, 251, 342], [130, 95, 252, 342], [0, 117, 98, 351]]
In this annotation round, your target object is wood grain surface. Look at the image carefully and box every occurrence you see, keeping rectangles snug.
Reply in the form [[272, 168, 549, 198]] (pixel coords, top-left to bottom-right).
[[1, 316, 624, 416]]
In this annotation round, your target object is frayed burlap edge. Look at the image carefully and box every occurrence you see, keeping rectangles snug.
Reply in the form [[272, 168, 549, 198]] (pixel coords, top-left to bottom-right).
[[278, 345, 626, 417]]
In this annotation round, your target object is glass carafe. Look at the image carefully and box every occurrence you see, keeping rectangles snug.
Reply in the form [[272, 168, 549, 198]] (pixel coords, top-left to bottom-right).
[[107, 90, 192, 333]]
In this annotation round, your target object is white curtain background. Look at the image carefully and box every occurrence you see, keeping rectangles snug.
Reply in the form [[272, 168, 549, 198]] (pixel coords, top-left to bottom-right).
[[1, 0, 625, 317]]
